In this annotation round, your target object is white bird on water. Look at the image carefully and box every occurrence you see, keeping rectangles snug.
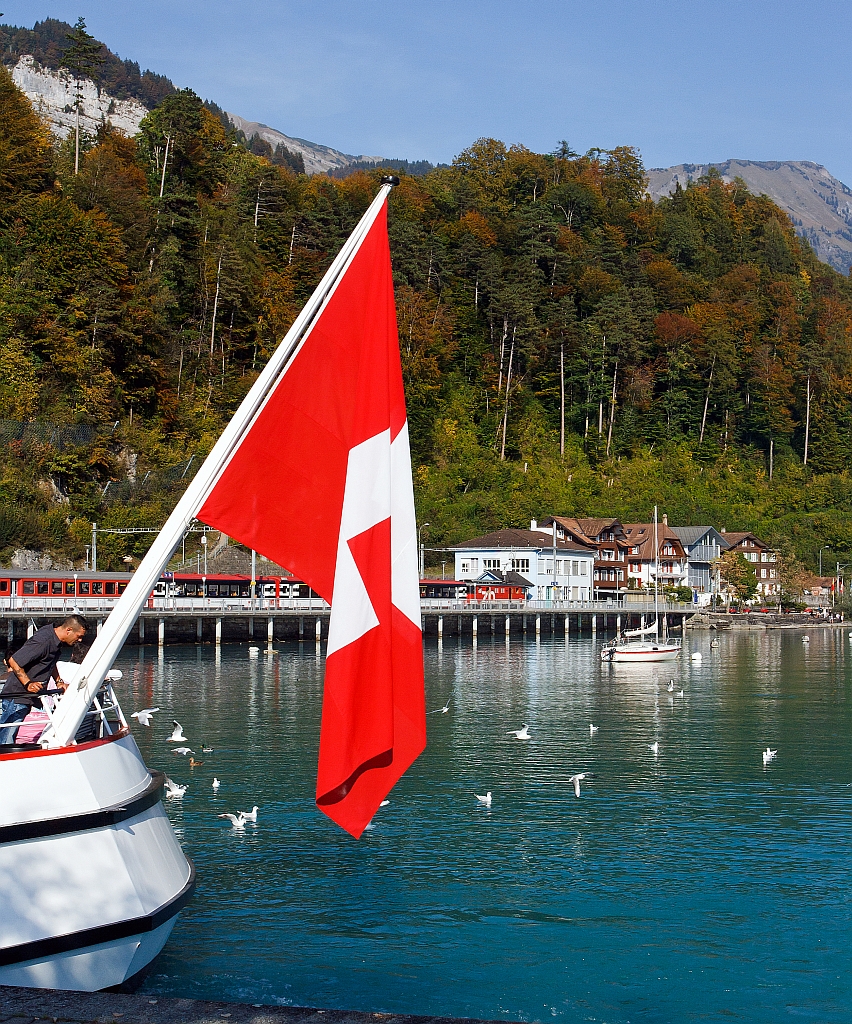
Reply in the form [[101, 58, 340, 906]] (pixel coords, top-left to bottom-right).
[[567, 772, 596, 798], [763, 747, 777, 765], [667, 681, 675, 692], [168, 721, 187, 743], [219, 812, 246, 830], [212, 778, 220, 790], [589, 724, 599, 736], [428, 696, 452, 714], [508, 725, 531, 740], [171, 746, 194, 756], [475, 791, 492, 807], [164, 777, 187, 799], [240, 805, 259, 822], [380, 800, 390, 807], [802, 636, 810, 643], [648, 741, 660, 755], [131, 707, 159, 727]]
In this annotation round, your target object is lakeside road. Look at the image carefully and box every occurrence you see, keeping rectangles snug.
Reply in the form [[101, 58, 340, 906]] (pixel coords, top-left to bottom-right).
[[0, 986, 511, 1024]]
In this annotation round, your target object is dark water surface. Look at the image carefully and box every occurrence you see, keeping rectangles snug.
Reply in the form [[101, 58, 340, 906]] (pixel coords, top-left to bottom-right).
[[117, 629, 852, 1022]]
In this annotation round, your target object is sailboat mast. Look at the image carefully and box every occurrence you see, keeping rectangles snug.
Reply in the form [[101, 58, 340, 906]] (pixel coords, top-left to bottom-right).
[[653, 505, 659, 640], [44, 181, 398, 749]]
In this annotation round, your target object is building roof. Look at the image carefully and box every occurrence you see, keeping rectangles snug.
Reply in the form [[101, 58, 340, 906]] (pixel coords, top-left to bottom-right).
[[450, 529, 595, 553], [541, 516, 626, 546], [623, 523, 687, 560], [476, 569, 533, 587], [722, 531, 770, 550], [670, 526, 727, 548]]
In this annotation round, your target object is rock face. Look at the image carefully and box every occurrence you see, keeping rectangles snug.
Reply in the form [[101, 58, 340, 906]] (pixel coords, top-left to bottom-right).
[[226, 112, 382, 176], [11, 55, 148, 138], [646, 159, 852, 275]]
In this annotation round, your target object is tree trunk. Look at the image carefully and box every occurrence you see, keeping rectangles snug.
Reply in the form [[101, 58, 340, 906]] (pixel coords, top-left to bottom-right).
[[699, 356, 715, 444], [497, 316, 508, 394], [804, 374, 811, 466], [500, 329, 515, 461], [560, 342, 565, 458], [74, 89, 80, 175], [159, 134, 172, 199], [209, 254, 223, 358], [606, 360, 618, 457]]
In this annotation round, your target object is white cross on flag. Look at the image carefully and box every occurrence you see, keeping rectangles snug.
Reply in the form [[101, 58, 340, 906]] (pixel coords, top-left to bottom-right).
[[198, 198, 426, 837]]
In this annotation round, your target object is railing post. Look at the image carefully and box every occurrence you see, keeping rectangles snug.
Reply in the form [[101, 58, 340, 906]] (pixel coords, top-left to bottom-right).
[[536, 614, 541, 635], [438, 615, 443, 637], [215, 617, 222, 645], [315, 617, 322, 642], [505, 614, 510, 636], [267, 617, 274, 647], [472, 615, 477, 638]]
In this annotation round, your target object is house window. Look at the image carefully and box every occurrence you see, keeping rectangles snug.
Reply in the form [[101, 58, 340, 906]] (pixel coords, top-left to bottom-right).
[[770, 569, 776, 578], [630, 546, 640, 555], [511, 559, 529, 573], [460, 559, 478, 575], [483, 559, 501, 570], [556, 559, 564, 575], [663, 544, 674, 555], [629, 562, 641, 573], [545, 559, 554, 574], [580, 562, 588, 576]]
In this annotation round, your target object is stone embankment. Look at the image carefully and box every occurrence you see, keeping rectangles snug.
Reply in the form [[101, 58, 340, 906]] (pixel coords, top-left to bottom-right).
[[0, 986, 502, 1024], [687, 611, 839, 630]]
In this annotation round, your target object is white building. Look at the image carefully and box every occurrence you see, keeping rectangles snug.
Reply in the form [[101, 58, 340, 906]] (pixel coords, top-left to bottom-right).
[[449, 526, 596, 601]]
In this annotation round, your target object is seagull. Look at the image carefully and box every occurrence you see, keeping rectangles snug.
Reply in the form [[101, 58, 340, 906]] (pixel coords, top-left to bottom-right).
[[667, 681, 675, 692], [168, 721, 187, 743], [171, 746, 194, 756], [677, 690, 684, 698], [379, 800, 390, 807], [201, 742, 213, 753], [567, 772, 596, 798], [164, 777, 187, 799], [189, 757, 204, 768], [648, 741, 660, 755], [589, 724, 599, 736], [710, 637, 720, 649], [428, 696, 452, 714], [475, 791, 492, 807], [131, 707, 159, 727], [508, 725, 531, 740], [762, 747, 777, 765], [218, 812, 246, 830], [239, 805, 259, 822], [212, 778, 220, 790], [802, 636, 810, 643]]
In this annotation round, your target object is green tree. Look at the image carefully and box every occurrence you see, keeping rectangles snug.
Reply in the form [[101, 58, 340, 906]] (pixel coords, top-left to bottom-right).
[[60, 17, 105, 175]]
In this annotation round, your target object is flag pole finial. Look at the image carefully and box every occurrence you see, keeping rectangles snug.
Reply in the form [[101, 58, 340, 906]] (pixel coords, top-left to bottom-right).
[[381, 175, 400, 187]]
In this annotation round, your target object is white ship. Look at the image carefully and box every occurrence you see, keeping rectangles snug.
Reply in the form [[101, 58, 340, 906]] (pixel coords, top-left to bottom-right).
[[0, 179, 399, 991]]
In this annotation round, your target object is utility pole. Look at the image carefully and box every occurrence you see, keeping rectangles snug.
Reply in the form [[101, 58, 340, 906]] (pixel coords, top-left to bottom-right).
[[91, 523, 97, 573]]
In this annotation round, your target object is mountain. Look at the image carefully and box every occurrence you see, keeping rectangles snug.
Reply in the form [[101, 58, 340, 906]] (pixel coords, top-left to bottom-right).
[[646, 160, 852, 275], [226, 112, 381, 176], [10, 55, 148, 139]]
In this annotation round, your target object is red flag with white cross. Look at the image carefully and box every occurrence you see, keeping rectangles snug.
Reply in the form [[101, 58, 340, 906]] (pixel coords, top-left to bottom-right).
[[197, 200, 425, 838]]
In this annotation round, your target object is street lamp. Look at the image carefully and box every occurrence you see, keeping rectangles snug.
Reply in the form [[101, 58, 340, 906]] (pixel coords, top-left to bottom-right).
[[201, 532, 208, 576], [418, 522, 430, 578]]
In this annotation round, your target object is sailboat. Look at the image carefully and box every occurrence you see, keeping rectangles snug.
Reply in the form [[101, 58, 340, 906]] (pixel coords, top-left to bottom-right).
[[600, 506, 681, 663], [0, 176, 423, 990]]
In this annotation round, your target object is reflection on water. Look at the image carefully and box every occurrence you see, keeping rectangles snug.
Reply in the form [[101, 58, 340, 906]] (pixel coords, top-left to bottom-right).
[[118, 629, 852, 1022]]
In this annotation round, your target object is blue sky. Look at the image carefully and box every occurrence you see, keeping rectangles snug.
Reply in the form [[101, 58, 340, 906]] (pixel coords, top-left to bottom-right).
[[6, 0, 852, 184]]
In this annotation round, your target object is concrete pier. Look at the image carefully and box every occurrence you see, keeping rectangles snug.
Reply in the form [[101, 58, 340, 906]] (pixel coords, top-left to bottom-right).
[[0, 986, 519, 1024]]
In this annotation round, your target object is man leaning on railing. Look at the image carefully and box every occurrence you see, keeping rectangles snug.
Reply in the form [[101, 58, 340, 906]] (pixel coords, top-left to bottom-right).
[[0, 615, 88, 744]]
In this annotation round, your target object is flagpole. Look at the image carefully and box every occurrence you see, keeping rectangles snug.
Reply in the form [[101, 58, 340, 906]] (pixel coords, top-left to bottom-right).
[[44, 178, 399, 748]]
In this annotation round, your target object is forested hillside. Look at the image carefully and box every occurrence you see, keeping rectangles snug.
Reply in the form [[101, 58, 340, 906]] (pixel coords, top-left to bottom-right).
[[1, 62, 852, 572]]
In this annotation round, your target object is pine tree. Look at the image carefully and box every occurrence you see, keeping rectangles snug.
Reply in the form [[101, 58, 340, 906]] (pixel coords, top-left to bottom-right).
[[60, 17, 105, 175]]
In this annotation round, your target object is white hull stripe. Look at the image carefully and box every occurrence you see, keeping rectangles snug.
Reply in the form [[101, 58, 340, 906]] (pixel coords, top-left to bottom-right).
[[0, 860, 196, 969], [0, 771, 165, 845]]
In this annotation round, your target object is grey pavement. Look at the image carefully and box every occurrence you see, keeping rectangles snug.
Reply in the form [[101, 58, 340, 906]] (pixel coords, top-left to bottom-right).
[[0, 987, 505, 1024]]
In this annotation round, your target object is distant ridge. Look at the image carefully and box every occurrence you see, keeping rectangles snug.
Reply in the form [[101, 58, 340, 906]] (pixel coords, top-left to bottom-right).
[[226, 112, 382, 176], [646, 160, 852, 275]]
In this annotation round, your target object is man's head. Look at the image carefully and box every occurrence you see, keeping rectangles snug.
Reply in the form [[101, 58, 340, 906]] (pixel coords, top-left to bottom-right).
[[55, 614, 88, 646]]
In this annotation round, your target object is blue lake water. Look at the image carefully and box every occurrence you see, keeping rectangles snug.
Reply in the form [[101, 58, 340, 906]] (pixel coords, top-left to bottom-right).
[[116, 629, 852, 1022]]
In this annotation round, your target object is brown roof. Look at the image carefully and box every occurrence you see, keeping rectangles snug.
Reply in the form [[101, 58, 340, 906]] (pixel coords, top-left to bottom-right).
[[542, 516, 626, 546], [450, 528, 595, 553], [721, 531, 770, 550], [623, 523, 686, 560]]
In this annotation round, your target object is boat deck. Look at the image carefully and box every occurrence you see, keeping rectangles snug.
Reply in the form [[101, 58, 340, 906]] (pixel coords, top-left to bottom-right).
[[0, 985, 512, 1024]]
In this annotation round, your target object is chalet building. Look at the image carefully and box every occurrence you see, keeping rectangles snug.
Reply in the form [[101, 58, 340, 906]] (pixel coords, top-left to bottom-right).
[[670, 526, 728, 603], [539, 516, 629, 601], [622, 515, 689, 591], [450, 526, 596, 601], [720, 530, 779, 597]]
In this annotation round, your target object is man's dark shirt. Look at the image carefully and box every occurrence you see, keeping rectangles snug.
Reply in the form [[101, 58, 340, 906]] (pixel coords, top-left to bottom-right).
[[0, 625, 64, 708]]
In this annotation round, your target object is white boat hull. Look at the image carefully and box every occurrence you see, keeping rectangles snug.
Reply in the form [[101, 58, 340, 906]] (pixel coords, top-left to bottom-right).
[[602, 642, 681, 663], [0, 731, 193, 991]]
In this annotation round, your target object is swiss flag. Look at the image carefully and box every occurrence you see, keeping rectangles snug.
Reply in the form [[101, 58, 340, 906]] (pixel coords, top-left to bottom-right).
[[198, 201, 425, 837]]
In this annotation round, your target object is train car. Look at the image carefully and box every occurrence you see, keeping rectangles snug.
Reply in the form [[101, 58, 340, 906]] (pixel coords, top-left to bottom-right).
[[467, 581, 529, 602], [0, 570, 133, 610], [419, 579, 470, 601]]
